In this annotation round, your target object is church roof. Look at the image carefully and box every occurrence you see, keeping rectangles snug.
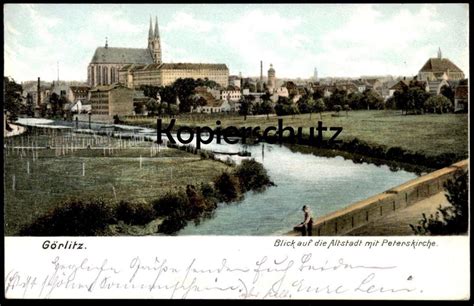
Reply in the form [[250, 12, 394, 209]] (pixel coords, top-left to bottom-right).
[[419, 58, 463, 73], [90, 47, 153, 65]]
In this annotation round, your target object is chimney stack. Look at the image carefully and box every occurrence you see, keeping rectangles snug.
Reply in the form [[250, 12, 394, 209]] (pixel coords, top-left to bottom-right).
[[37, 77, 41, 106]]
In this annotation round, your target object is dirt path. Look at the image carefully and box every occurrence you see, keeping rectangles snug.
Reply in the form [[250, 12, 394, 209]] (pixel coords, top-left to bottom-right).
[[347, 192, 451, 236]]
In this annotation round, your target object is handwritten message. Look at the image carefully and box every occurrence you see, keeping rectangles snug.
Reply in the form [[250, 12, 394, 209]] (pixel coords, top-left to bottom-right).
[[4, 237, 469, 300]]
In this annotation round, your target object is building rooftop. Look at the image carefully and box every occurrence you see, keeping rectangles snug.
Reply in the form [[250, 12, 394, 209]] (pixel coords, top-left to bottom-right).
[[90, 47, 154, 65], [419, 58, 463, 73], [160, 63, 228, 70], [90, 84, 127, 92], [389, 80, 410, 90], [69, 85, 90, 93]]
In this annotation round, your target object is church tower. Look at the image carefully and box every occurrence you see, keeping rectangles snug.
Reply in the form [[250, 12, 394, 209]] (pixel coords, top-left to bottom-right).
[[148, 16, 162, 64]]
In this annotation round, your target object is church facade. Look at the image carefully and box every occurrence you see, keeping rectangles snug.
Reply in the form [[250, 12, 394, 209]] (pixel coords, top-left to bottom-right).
[[88, 17, 228, 88], [88, 17, 160, 87]]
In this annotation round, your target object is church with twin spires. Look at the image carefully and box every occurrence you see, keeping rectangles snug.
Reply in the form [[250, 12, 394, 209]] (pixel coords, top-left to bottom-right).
[[87, 17, 228, 88]]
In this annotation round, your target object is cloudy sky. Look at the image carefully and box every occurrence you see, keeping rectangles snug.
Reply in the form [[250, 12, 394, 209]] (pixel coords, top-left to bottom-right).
[[4, 4, 469, 82]]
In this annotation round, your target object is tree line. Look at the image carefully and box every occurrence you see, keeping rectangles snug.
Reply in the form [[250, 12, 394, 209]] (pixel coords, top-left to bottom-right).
[[138, 78, 220, 116], [4, 76, 464, 122]]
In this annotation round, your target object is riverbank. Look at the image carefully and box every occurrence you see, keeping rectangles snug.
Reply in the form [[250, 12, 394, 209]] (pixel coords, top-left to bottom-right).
[[287, 159, 468, 236], [123, 110, 468, 170], [123, 110, 468, 158]]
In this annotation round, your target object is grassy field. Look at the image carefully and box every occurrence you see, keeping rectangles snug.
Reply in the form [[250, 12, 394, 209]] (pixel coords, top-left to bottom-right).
[[4, 131, 231, 235], [124, 110, 468, 158]]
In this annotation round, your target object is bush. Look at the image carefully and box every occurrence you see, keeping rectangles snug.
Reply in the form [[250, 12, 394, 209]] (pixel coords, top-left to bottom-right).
[[201, 182, 218, 202], [20, 199, 115, 236], [152, 191, 190, 234], [116, 200, 156, 225], [410, 171, 468, 235], [200, 150, 210, 160], [214, 172, 240, 202], [385, 147, 405, 160], [152, 191, 190, 217], [234, 159, 273, 192], [113, 115, 124, 124], [424, 95, 453, 114], [152, 186, 217, 234], [186, 185, 216, 218]]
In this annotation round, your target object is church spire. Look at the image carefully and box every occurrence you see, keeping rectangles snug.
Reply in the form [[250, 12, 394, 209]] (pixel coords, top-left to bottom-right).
[[154, 16, 160, 38], [438, 47, 442, 59], [149, 16, 154, 39], [148, 16, 162, 64]]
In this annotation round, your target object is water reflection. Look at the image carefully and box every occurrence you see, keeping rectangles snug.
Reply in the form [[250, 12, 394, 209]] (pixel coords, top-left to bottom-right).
[[178, 140, 417, 236]]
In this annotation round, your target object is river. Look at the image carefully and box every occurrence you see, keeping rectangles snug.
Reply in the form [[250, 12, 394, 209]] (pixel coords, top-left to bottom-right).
[[16, 118, 418, 235]]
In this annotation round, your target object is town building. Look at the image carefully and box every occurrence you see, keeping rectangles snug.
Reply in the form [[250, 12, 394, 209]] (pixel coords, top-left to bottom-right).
[[70, 100, 91, 114], [418, 48, 465, 82], [89, 84, 134, 119], [191, 87, 237, 113], [454, 84, 468, 112], [193, 99, 234, 114], [219, 86, 242, 102], [388, 80, 410, 97], [426, 79, 449, 96], [67, 85, 90, 104], [228, 75, 241, 89], [353, 79, 369, 93], [120, 63, 229, 88]]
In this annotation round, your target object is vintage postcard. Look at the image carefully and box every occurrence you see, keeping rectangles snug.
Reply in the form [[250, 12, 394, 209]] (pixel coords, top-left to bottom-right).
[[3, 3, 470, 300]]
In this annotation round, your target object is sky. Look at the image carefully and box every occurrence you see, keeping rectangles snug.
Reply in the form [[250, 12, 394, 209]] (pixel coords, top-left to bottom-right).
[[3, 3, 469, 82]]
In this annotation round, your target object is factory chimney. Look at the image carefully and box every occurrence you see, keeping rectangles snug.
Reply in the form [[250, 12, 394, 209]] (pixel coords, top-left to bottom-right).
[[37, 77, 41, 106]]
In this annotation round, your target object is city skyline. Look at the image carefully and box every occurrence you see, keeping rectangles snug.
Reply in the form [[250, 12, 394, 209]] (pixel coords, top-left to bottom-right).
[[4, 3, 469, 82]]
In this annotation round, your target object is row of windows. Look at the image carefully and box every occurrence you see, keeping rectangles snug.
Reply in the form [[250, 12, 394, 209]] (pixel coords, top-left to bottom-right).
[[91, 98, 108, 102], [93, 105, 109, 110], [92, 111, 110, 115]]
